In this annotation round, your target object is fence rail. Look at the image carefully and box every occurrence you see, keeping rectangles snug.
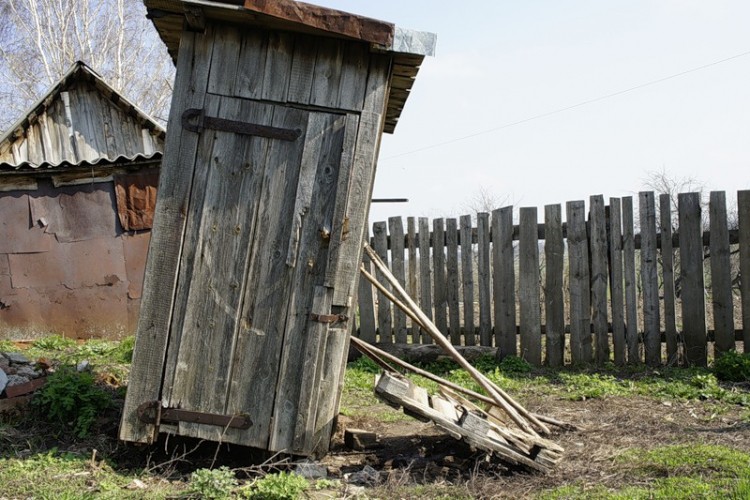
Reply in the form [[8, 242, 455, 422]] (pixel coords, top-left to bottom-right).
[[355, 190, 750, 367]]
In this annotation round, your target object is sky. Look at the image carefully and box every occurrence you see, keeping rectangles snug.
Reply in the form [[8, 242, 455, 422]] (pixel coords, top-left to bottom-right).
[[313, 1, 750, 224]]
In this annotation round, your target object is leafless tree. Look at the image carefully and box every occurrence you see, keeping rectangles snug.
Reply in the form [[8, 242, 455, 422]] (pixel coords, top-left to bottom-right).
[[0, 0, 174, 130]]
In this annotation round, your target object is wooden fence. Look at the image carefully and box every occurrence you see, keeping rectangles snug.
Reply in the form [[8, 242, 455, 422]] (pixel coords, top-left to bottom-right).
[[355, 191, 750, 367]]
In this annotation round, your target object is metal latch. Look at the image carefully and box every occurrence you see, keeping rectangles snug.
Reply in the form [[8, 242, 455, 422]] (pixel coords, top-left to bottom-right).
[[182, 108, 301, 141], [137, 401, 252, 429], [309, 313, 349, 324]]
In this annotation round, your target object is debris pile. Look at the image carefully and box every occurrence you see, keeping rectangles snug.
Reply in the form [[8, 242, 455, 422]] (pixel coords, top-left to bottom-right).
[[0, 351, 48, 408]]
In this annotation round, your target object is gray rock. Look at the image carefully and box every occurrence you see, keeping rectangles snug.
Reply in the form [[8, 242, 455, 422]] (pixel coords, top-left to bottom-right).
[[7, 374, 30, 387], [0, 368, 7, 393], [294, 459, 328, 479], [344, 465, 380, 485], [76, 360, 91, 372], [3, 352, 30, 365], [15, 366, 39, 379]]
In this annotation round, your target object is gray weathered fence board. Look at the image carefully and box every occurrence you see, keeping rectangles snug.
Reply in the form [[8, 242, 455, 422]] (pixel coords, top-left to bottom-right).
[[709, 191, 735, 356], [740, 191, 750, 353], [373, 221, 392, 341], [419, 217, 434, 344], [358, 225, 376, 342], [567, 201, 592, 363], [492, 206, 516, 358], [433, 218, 448, 337], [407, 217, 419, 337], [519, 207, 541, 365], [679, 192, 707, 366], [640, 191, 661, 366], [460, 215, 476, 346], [389, 217, 408, 342], [477, 213, 492, 346], [622, 196, 640, 363], [544, 204, 565, 367], [609, 198, 626, 365], [446, 218, 461, 344], [590, 195, 610, 364], [659, 194, 678, 365]]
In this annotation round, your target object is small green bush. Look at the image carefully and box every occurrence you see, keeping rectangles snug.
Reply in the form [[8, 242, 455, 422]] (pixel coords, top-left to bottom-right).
[[32, 366, 112, 437], [32, 335, 76, 351], [497, 355, 533, 375], [244, 471, 308, 500], [714, 350, 750, 382], [188, 466, 238, 499]]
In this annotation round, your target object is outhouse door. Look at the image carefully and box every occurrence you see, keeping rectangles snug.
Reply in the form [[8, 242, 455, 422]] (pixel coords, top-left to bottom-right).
[[157, 92, 361, 453]]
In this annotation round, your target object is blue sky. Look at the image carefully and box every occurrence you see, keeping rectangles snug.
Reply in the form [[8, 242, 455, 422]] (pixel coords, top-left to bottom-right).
[[314, 1, 750, 223]]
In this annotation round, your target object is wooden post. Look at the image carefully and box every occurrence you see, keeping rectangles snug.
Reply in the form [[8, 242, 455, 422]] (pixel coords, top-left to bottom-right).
[[590, 195, 610, 364], [389, 217, 408, 342], [679, 192, 707, 366], [373, 221, 392, 342], [432, 218, 448, 337], [622, 196, 640, 363], [460, 214, 476, 346], [709, 191, 735, 356], [519, 207, 541, 365], [609, 198, 626, 366], [357, 225, 377, 342], [477, 212, 493, 347], [492, 207, 516, 359], [640, 191, 660, 366], [407, 217, 419, 340], [739, 191, 750, 353], [446, 218, 461, 344], [418, 217, 434, 344], [659, 194, 678, 365], [544, 204, 565, 367], [567, 200, 592, 363]]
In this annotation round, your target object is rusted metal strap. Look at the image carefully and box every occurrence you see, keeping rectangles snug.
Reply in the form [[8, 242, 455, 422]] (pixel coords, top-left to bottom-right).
[[137, 401, 252, 429], [182, 108, 301, 141], [310, 313, 349, 324]]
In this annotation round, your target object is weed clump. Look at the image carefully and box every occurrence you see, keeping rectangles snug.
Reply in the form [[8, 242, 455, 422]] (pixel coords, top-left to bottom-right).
[[713, 350, 750, 382], [188, 466, 238, 499], [243, 471, 308, 499]]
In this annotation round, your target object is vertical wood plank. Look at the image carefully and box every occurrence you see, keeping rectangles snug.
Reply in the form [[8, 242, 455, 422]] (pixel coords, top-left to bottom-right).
[[446, 218, 461, 344], [357, 225, 377, 342], [310, 38, 344, 108], [679, 192, 707, 366], [477, 212, 492, 346], [609, 198, 626, 366], [659, 194, 678, 365], [709, 191, 735, 356], [288, 35, 318, 104], [622, 196, 640, 363], [389, 217, 408, 342], [640, 191, 661, 366], [337, 42, 369, 111], [261, 31, 294, 102], [207, 25, 241, 96], [492, 207, 516, 358], [235, 29, 268, 100], [590, 195, 610, 364], [519, 207, 541, 365], [567, 200, 592, 364], [739, 191, 750, 353], [460, 215, 475, 346], [418, 217, 434, 344], [407, 217, 419, 339], [373, 221, 392, 342], [544, 204, 564, 367], [432, 218, 448, 337]]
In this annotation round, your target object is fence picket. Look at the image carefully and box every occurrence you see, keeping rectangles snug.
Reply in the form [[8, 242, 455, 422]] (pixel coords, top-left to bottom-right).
[[492, 207, 516, 358], [373, 221, 392, 342], [407, 217, 418, 339], [418, 217, 434, 344], [679, 192, 707, 366], [544, 204, 565, 367], [519, 207, 541, 365], [477, 212, 492, 347], [609, 198, 626, 365], [709, 191, 735, 356], [432, 218, 448, 337], [659, 194, 678, 365], [460, 215, 476, 346], [389, 217, 407, 342], [590, 195, 610, 364], [740, 191, 750, 354], [622, 196, 640, 363], [357, 225, 376, 342], [567, 200, 591, 363], [446, 218, 461, 344], [640, 192, 661, 366]]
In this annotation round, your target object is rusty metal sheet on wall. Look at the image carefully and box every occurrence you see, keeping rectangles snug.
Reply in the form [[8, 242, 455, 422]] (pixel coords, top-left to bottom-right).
[[114, 171, 159, 231], [0, 194, 53, 254], [122, 232, 151, 299], [8, 237, 127, 289], [28, 181, 119, 242]]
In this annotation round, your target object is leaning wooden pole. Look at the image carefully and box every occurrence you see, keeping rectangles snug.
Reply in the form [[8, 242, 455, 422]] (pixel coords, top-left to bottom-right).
[[363, 244, 550, 436]]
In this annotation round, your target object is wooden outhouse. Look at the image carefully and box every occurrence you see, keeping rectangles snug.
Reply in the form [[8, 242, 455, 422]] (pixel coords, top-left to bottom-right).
[[120, 0, 435, 455]]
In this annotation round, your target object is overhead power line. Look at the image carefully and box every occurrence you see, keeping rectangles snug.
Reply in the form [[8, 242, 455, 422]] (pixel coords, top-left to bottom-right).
[[382, 49, 750, 161]]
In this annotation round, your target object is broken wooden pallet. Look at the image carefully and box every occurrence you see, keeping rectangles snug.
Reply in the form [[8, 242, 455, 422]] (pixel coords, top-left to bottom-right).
[[374, 371, 564, 473]]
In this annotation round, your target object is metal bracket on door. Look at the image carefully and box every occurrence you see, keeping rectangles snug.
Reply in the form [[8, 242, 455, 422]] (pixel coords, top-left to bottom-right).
[[309, 313, 349, 324], [137, 400, 252, 429], [181, 108, 301, 141]]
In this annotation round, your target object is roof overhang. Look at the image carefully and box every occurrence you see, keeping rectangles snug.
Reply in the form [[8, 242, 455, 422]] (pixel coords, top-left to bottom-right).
[[144, 0, 436, 133]]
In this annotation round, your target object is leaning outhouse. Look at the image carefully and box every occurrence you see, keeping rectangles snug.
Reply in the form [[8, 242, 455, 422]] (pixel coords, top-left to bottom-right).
[[120, 0, 435, 455]]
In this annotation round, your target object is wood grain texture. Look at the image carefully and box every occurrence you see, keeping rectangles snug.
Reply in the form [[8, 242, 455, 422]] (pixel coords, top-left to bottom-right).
[[589, 195, 609, 364], [432, 218, 448, 337], [518, 207, 541, 365], [357, 225, 377, 342], [407, 217, 419, 338], [659, 194, 678, 365], [207, 25, 241, 96], [287, 34, 318, 104], [639, 192, 660, 366], [373, 221, 392, 342], [460, 215, 475, 346], [609, 198, 626, 366], [679, 192, 707, 366], [567, 200, 591, 364], [446, 218, 461, 345], [261, 31, 294, 102], [622, 196, 640, 363], [235, 29, 268, 100], [492, 207, 516, 358], [477, 213, 492, 347], [419, 217, 434, 344], [740, 191, 750, 353], [310, 38, 344, 109], [544, 204, 564, 367], [709, 191, 735, 356], [389, 217, 408, 342]]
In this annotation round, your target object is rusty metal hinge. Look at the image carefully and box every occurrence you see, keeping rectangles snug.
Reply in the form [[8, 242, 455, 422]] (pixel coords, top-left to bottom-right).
[[137, 401, 252, 429], [182, 108, 301, 141], [310, 313, 349, 324]]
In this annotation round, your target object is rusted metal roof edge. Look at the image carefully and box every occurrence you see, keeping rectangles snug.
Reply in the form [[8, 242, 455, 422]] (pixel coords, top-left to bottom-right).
[[0, 152, 163, 174]]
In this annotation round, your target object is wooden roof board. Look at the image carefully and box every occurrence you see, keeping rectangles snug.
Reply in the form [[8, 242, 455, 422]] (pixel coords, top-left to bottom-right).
[[144, 0, 435, 133]]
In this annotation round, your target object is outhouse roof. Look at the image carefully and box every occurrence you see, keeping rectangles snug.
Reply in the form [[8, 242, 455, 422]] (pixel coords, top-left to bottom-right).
[[144, 0, 436, 133]]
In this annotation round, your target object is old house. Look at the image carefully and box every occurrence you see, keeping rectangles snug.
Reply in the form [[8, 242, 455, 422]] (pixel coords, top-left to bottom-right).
[[0, 61, 165, 339]]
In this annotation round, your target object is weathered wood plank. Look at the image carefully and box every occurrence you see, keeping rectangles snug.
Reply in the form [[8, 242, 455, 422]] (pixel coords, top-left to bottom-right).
[[419, 217, 434, 344], [590, 195, 610, 364], [432, 218, 448, 337], [119, 29, 214, 444], [567, 200, 591, 364], [288, 34, 318, 104], [659, 194, 678, 365], [518, 207, 541, 365], [235, 29, 268, 100], [679, 192, 707, 366], [310, 38, 344, 108], [460, 215, 475, 346], [492, 207, 516, 358], [622, 196, 640, 363], [640, 192, 661, 366], [446, 218, 461, 344], [357, 225, 377, 342], [337, 41, 369, 111], [207, 25, 241, 96], [261, 31, 294, 102], [407, 217, 419, 338], [311, 326, 350, 454], [373, 221, 392, 342], [477, 212, 492, 347], [609, 198, 626, 366], [709, 191, 735, 356], [740, 191, 750, 353], [544, 204, 565, 367], [389, 217, 408, 342]]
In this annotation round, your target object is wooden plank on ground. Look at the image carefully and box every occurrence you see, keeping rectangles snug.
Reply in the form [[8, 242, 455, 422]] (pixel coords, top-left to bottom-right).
[[590, 195, 610, 364], [544, 204, 564, 367], [407, 217, 419, 339], [492, 206, 516, 358], [567, 200, 591, 363], [477, 212, 492, 347], [639, 191, 661, 366], [373, 221, 392, 342], [622, 196, 640, 363], [519, 207, 541, 365], [358, 225, 377, 342], [418, 217, 434, 344], [460, 215, 475, 346], [446, 218, 461, 344], [740, 191, 750, 353], [389, 217, 408, 342], [709, 191, 735, 356], [659, 194, 678, 365], [432, 218, 448, 337], [609, 198, 626, 366], [679, 192, 707, 366]]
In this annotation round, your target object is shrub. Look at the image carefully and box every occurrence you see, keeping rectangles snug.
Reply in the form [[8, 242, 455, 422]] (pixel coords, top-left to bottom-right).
[[714, 350, 750, 382], [188, 466, 238, 499], [243, 471, 308, 500], [31, 366, 112, 437]]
